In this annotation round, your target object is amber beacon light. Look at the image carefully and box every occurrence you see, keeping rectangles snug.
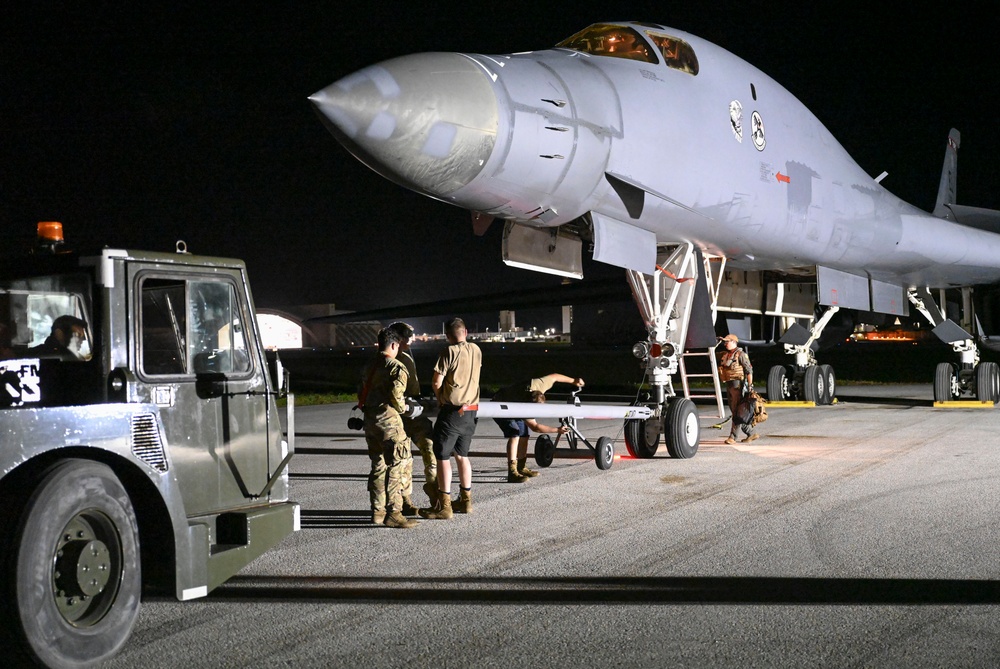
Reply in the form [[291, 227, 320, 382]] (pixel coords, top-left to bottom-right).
[[37, 221, 65, 243]]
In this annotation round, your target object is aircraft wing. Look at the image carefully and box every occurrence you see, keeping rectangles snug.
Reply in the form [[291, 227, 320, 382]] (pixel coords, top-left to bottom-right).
[[306, 278, 631, 324]]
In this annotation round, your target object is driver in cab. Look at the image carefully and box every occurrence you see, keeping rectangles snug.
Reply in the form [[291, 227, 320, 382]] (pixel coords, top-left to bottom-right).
[[28, 315, 91, 361]]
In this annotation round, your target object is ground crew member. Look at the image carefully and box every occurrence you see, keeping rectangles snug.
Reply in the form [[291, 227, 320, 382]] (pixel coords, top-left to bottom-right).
[[362, 327, 419, 529], [28, 314, 90, 360], [420, 317, 482, 519], [717, 333, 758, 444], [387, 321, 437, 513], [491, 374, 583, 481]]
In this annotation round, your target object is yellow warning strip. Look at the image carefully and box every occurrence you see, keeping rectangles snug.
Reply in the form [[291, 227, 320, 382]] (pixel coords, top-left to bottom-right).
[[767, 401, 816, 407], [933, 401, 995, 408]]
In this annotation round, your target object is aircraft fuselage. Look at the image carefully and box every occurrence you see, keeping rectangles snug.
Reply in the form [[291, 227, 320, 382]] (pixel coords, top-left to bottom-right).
[[311, 22, 1000, 293]]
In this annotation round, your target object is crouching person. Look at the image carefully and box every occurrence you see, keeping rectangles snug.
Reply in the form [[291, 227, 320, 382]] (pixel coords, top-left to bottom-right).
[[492, 374, 583, 481]]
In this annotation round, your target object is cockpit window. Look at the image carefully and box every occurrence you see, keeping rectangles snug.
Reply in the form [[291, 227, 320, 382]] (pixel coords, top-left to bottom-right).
[[556, 24, 658, 64], [645, 32, 699, 75]]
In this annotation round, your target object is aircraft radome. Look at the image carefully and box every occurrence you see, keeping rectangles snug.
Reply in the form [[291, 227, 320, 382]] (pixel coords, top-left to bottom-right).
[[311, 21, 1000, 457]]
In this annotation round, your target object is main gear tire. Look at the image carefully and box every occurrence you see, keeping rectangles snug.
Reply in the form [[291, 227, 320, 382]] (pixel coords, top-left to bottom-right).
[[818, 364, 836, 405], [802, 365, 821, 404], [934, 362, 955, 402], [975, 361, 999, 403], [664, 398, 699, 459], [767, 365, 790, 402], [4, 459, 141, 668]]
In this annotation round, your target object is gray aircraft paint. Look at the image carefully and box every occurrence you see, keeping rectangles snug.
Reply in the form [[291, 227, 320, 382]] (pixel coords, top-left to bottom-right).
[[311, 22, 1000, 299]]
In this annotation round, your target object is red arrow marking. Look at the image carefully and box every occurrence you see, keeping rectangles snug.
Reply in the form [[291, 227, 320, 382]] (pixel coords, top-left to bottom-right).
[[776, 172, 790, 184]]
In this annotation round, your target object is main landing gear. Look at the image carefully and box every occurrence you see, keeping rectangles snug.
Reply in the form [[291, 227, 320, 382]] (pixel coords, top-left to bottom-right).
[[933, 360, 1000, 403], [767, 362, 837, 405], [909, 287, 1000, 404], [766, 306, 839, 405]]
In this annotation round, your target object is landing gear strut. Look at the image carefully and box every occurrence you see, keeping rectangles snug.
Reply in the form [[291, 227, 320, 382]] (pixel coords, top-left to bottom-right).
[[767, 306, 839, 405], [623, 243, 703, 458], [910, 287, 999, 403]]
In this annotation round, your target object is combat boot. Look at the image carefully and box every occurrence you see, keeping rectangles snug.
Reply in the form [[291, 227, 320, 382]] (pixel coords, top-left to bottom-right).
[[422, 480, 438, 503], [516, 458, 539, 478], [453, 489, 473, 514], [371, 509, 386, 525], [401, 495, 419, 516], [419, 492, 453, 520], [507, 460, 530, 483], [384, 511, 419, 528]]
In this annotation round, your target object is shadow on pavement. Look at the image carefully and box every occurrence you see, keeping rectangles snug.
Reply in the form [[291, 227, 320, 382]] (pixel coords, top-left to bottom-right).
[[205, 574, 1000, 605]]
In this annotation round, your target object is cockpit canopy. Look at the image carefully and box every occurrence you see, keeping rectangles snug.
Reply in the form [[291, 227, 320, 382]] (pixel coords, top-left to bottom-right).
[[557, 23, 699, 75]]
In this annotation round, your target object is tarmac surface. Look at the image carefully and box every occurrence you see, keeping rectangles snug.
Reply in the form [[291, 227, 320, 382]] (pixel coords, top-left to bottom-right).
[[106, 383, 1000, 668]]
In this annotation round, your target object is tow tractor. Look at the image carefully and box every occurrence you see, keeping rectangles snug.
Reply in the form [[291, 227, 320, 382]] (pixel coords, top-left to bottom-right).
[[0, 223, 298, 668]]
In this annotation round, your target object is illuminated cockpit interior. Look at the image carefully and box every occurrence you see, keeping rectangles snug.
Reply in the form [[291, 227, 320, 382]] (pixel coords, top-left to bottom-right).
[[557, 24, 657, 64], [557, 24, 699, 75]]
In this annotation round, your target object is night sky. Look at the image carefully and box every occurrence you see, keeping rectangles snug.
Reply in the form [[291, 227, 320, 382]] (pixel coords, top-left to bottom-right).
[[3, 4, 997, 313]]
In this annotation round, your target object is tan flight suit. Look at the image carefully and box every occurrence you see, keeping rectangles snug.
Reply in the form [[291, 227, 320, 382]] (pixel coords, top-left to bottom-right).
[[434, 341, 482, 407], [432, 340, 482, 460], [397, 349, 436, 497], [362, 353, 410, 514]]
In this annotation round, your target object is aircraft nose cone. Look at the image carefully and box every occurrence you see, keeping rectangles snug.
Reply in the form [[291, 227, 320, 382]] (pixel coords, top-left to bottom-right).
[[310, 53, 498, 199]]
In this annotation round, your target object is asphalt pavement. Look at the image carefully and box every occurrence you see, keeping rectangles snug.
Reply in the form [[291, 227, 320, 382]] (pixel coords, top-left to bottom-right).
[[106, 383, 1000, 668]]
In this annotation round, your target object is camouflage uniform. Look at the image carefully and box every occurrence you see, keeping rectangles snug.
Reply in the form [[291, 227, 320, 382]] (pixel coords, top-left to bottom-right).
[[362, 353, 411, 514], [397, 349, 436, 497]]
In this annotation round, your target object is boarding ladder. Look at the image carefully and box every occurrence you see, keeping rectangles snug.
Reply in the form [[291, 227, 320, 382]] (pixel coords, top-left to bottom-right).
[[679, 347, 725, 419]]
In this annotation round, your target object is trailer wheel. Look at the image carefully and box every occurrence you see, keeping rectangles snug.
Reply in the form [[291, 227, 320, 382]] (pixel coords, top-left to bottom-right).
[[664, 398, 699, 459], [624, 412, 659, 458], [595, 437, 614, 470], [534, 434, 555, 468], [8, 459, 140, 668]]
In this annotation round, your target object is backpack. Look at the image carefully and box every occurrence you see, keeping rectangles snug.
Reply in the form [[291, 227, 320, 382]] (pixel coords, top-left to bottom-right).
[[735, 390, 768, 426], [748, 390, 768, 426]]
